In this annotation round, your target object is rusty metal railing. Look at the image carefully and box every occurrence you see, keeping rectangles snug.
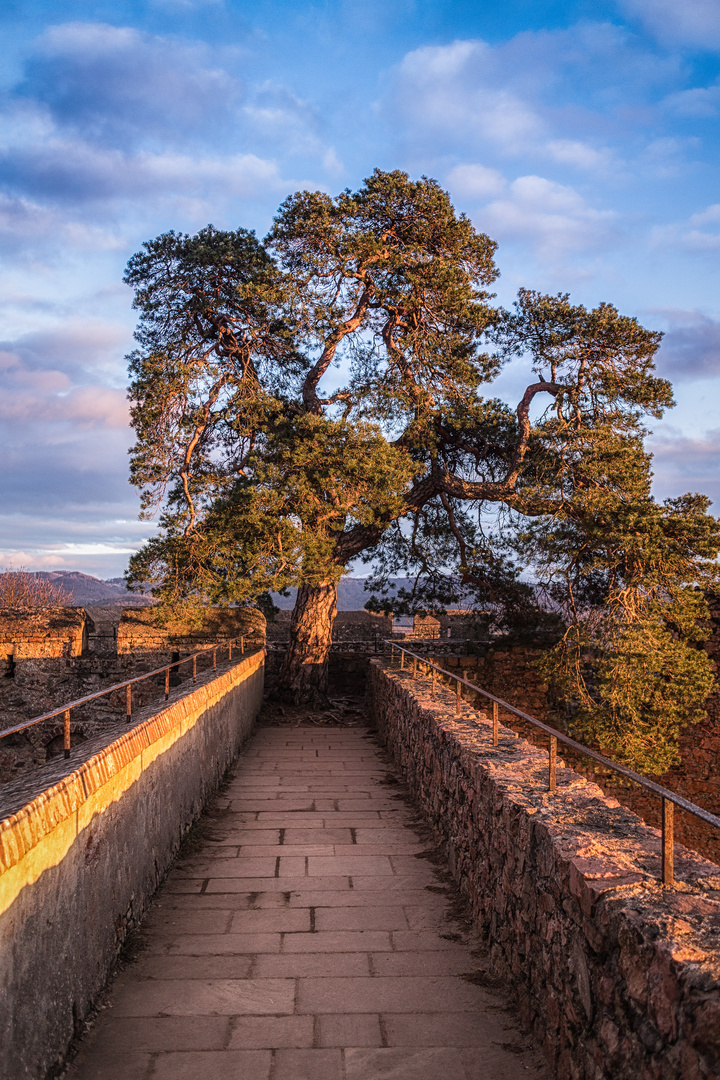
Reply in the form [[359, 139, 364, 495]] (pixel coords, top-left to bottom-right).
[[384, 640, 720, 887], [0, 637, 261, 761]]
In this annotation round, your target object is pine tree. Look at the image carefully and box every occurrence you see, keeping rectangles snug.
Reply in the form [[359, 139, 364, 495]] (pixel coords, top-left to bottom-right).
[[124, 171, 720, 768]]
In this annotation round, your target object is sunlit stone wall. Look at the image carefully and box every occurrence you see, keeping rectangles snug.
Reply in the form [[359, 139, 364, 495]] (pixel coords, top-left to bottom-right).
[[0, 649, 264, 1080], [367, 659, 720, 1080]]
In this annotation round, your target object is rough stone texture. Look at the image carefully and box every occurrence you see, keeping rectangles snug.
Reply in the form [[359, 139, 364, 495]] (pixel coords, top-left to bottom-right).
[[439, 645, 552, 724], [117, 606, 266, 655], [0, 607, 88, 660], [0, 608, 263, 786], [434, 632, 720, 867], [0, 650, 264, 1080], [63, 721, 548, 1080], [265, 610, 392, 645], [367, 659, 720, 1080]]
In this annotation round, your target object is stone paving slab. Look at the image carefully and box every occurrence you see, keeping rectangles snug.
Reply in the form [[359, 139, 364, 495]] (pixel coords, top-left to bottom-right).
[[64, 723, 549, 1080]]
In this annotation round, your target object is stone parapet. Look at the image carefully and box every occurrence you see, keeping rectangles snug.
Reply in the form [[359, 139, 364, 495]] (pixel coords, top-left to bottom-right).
[[116, 605, 265, 654], [0, 649, 265, 1080], [367, 660, 720, 1080]]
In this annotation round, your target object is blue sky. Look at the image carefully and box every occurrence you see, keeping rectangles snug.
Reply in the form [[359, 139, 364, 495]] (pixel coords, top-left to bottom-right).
[[1, 0, 719, 576]]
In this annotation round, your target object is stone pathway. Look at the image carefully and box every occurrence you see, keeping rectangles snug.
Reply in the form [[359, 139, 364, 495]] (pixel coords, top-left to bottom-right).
[[66, 721, 549, 1080]]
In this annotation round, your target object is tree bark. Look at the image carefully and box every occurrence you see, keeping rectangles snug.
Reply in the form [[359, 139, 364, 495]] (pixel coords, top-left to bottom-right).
[[277, 581, 338, 705]]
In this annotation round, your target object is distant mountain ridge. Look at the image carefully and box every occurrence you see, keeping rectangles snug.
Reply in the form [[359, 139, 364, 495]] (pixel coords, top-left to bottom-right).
[[20, 572, 450, 611], [272, 579, 415, 611], [31, 572, 152, 606], [15, 572, 386, 609]]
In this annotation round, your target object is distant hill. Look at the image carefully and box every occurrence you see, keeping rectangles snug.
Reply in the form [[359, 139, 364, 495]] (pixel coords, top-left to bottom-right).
[[273, 578, 416, 611], [19, 572, 462, 611], [32, 572, 152, 607]]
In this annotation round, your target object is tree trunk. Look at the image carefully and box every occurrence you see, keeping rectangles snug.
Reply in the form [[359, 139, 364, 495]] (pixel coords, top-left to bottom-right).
[[278, 582, 338, 705]]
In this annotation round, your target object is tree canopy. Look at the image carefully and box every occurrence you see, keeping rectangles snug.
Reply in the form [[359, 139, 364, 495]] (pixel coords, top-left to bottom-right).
[[124, 168, 720, 771]]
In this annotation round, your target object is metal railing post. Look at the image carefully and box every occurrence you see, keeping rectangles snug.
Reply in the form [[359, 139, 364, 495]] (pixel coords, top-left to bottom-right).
[[192, 655, 197, 684], [241, 636, 245, 655], [213, 648, 217, 672], [431, 666, 436, 697], [126, 684, 132, 723], [165, 667, 170, 700], [493, 700, 498, 746], [549, 735, 557, 794], [229, 641, 232, 661], [64, 709, 71, 759], [413, 656, 417, 679], [455, 679, 461, 716], [400, 650, 405, 669], [662, 798, 674, 885]]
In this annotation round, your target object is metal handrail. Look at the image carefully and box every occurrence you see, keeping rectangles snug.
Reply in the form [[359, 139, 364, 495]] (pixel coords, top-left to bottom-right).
[[0, 636, 262, 760], [383, 639, 720, 886]]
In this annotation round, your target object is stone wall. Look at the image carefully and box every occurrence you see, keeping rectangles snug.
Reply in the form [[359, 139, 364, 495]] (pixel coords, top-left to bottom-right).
[[0, 649, 264, 1080], [367, 660, 720, 1080], [439, 644, 552, 722], [0, 607, 248, 785], [432, 638, 720, 867], [0, 607, 88, 661], [265, 609, 392, 644], [116, 605, 266, 654]]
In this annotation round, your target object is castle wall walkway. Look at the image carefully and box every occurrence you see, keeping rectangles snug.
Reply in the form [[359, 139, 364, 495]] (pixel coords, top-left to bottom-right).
[[65, 722, 547, 1080]]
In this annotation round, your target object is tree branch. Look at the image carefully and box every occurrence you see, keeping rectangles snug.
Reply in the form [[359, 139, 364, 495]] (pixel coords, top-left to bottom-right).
[[334, 381, 565, 561], [302, 285, 373, 412]]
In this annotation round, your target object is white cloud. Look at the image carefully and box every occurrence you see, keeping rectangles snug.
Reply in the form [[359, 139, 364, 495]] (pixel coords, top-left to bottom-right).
[[647, 425, 720, 505], [618, 0, 720, 51], [22, 22, 243, 146], [1, 139, 287, 204], [0, 194, 126, 256], [388, 40, 543, 155], [0, 385, 129, 427], [663, 84, 720, 118], [322, 148, 344, 177], [545, 140, 617, 173], [652, 309, 720, 378], [652, 203, 720, 251], [481, 175, 617, 258], [446, 163, 506, 200], [4, 320, 132, 381], [0, 542, 146, 573], [383, 22, 682, 171], [0, 348, 129, 427], [689, 204, 720, 226]]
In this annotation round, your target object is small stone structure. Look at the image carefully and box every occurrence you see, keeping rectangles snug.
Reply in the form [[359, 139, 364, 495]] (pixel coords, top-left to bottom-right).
[[0, 648, 265, 1080], [0, 606, 88, 661], [409, 613, 441, 638], [367, 659, 720, 1080]]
